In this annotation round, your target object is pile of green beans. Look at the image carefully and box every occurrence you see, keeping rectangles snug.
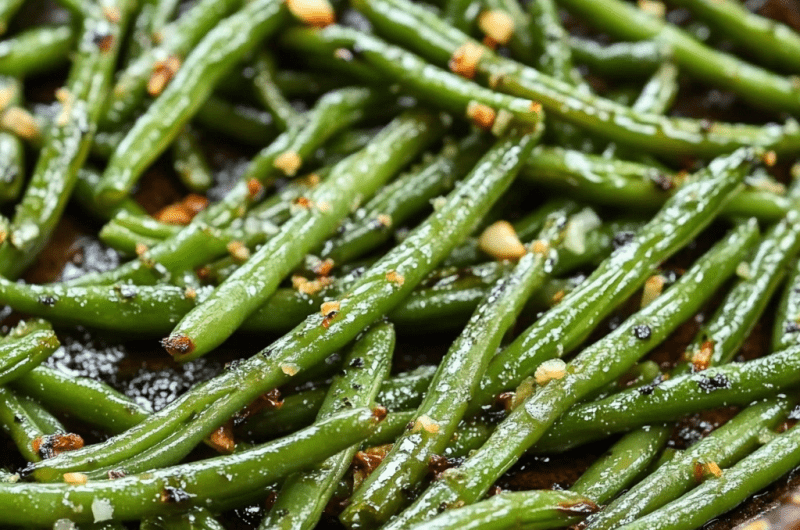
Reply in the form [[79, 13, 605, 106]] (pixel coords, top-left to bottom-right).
[[1, 0, 800, 528]]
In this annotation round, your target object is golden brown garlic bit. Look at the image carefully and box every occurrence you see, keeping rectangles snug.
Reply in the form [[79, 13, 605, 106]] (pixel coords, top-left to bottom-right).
[[154, 194, 209, 225], [206, 420, 235, 454], [411, 415, 440, 434], [293, 196, 314, 210], [530, 239, 549, 255], [762, 150, 778, 167], [292, 275, 334, 296], [2, 107, 40, 139], [691, 340, 715, 371], [479, 220, 527, 260], [274, 151, 303, 176], [352, 444, 393, 489], [534, 358, 567, 385], [280, 363, 300, 376], [478, 10, 515, 46], [184, 287, 197, 301], [227, 241, 250, 262], [320, 300, 340, 316], [247, 178, 264, 200], [376, 214, 392, 227], [449, 42, 484, 79], [551, 289, 566, 305], [466, 101, 497, 130], [63, 472, 88, 485], [386, 269, 405, 286], [135, 242, 149, 256], [640, 274, 665, 308], [32, 433, 85, 459], [313, 258, 335, 277], [286, 0, 336, 27], [235, 389, 283, 424], [102, 6, 121, 22], [148, 55, 181, 96]]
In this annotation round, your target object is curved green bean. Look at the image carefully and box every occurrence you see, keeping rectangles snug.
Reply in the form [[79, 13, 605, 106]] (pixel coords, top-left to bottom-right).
[[164, 110, 445, 361], [0, 2, 137, 279], [569, 37, 670, 78], [260, 323, 393, 530], [26, 128, 536, 485], [342, 205, 574, 527], [354, 0, 800, 156], [382, 219, 757, 529], [12, 408, 383, 526], [95, 0, 287, 207], [0, 25, 75, 77]]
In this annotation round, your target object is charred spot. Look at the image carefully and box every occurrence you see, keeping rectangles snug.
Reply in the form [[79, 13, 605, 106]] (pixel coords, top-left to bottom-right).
[[784, 321, 800, 334], [161, 334, 195, 357], [693, 461, 705, 483], [107, 470, 126, 480], [322, 312, 338, 329], [428, 454, 462, 480], [234, 389, 283, 426], [225, 359, 242, 371], [37, 295, 56, 307], [342, 396, 353, 408], [371, 405, 388, 422], [612, 231, 635, 250], [92, 31, 114, 52], [352, 383, 363, 390], [649, 172, 674, 192], [12, 414, 22, 423], [632, 324, 652, 340], [261, 347, 275, 358], [350, 357, 365, 368], [161, 486, 193, 504], [437, 502, 448, 513], [697, 373, 731, 393], [638, 375, 664, 395], [495, 391, 515, 412], [557, 500, 600, 515]]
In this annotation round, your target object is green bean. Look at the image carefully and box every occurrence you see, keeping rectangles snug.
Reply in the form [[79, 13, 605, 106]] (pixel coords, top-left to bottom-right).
[[617, 412, 800, 530], [354, 0, 800, 156], [164, 110, 445, 361], [470, 150, 756, 411], [73, 169, 147, 220], [242, 365, 436, 440], [11, 408, 383, 526], [94, 0, 287, 207], [675, 199, 800, 375], [172, 126, 214, 193], [670, 0, 800, 73], [442, 0, 479, 33], [535, 345, 800, 452], [17, 395, 65, 435], [0, 277, 203, 333], [101, 0, 242, 127], [774, 258, 800, 350], [321, 134, 489, 266], [141, 507, 225, 530], [631, 63, 679, 115], [70, 88, 385, 288], [252, 51, 304, 131], [403, 490, 597, 530], [341, 205, 575, 527], [572, 426, 671, 503], [0, 76, 24, 204], [383, 218, 758, 528], [569, 37, 671, 79], [520, 146, 789, 221], [0, 320, 60, 385], [125, 0, 159, 64], [0, 25, 75, 77], [0, 2, 136, 279], [280, 26, 544, 132], [99, 223, 162, 255], [26, 128, 536, 485], [559, 0, 800, 113], [143, 507, 225, 530], [11, 366, 150, 434], [526, 0, 584, 88], [193, 95, 277, 146], [260, 323, 393, 530], [585, 397, 795, 530], [0, 387, 52, 462], [0, 0, 24, 35], [53, 0, 85, 17]]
